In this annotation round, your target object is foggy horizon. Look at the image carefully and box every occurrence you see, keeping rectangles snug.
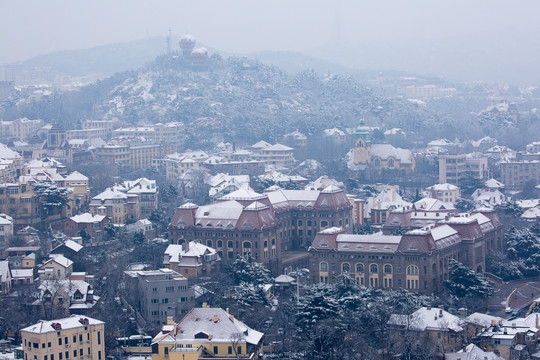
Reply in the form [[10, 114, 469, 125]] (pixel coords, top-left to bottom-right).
[[2, 0, 540, 84]]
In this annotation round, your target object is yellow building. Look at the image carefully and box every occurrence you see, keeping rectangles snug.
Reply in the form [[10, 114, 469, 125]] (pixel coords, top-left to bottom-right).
[[151, 306, 264, 360], [254, 143, 295, 168], [89, 188, 140, 225], [21, 316, 105, 360], [95, 145, 130, 167], [350, 136, 416, 173], [163, 153, 201, 181], [63, 171, 90, 205]]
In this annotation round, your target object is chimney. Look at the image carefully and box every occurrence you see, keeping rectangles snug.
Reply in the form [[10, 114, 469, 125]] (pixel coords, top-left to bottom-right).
[[439, 309, 443, 317], [167, 316, 174, 325], [504, 328, 507, 334], [536, 314, 539, 329], [213, 314, 218, 323], [491, 320, 497, 327], [229, 315, 234, 322], [512, 323, 516, 329], [427, 305, 431, 310], [202, 302, 209, 308]]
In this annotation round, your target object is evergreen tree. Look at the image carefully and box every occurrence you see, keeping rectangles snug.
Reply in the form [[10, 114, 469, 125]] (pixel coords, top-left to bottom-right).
[[444, 259, 493, 298]]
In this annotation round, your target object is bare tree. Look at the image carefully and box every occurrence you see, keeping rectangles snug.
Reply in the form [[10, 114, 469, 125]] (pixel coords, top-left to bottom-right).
[[229, 332, 245, 360]]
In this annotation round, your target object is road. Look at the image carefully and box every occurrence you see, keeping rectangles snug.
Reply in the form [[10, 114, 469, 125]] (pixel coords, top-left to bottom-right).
[[488, 278, 540, 318]]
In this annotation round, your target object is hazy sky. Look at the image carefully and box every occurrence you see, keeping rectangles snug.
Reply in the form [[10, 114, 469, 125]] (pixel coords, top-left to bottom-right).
[[2, 0, 540, 84]]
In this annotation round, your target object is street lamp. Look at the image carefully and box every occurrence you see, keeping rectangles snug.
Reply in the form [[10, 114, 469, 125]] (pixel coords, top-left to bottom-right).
[[293, 268, 310, 307]]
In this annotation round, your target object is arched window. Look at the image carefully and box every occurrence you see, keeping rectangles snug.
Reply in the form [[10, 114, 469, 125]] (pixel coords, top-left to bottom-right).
[[384, 265, 392, 274], [271, 238, 276, 246], [320, 262, 328, 272], [388, 158, 395, 168], [206, 239, 213, 248], [370, 264, 378, 273], [227, 240, 233, 248], [321, 221, 329, 228], [242, 241, 252, 258], [374, 158, 381, 166], [342, 263, 350, 273], [263, 240, 268, 248], [217, 240, 223, 248], [407, 265, 419, 275], [356, 263, 364, 273]]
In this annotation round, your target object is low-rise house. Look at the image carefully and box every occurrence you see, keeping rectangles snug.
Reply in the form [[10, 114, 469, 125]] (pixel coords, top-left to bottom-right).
[[522, 207, 540, 222], [151, 306, 264, 360], [0, 213, 13, 246], [50, 239, 83, 259], [11, 268, 33, 285], [36, 280, 99, 318], [114, 178, 159, 218], [126, 218, 153, 235], [426, 183, 461, 204], [164, 241, 221, 281], [38, 254, 73, 281], [387, 306, 464, 358], [20, 316, 105, 360], [445, 343, 504, 360], [472, 188, 508, 207], [476, 313, 540, 360], [464, 312, 504, 340], [207, 173, 250, 200], [364, 186, 412, 224], [0, 260, 12, 294], [89, 188, 140, 225], [4, 246, 40, 268], [61, 213, 109, 240]]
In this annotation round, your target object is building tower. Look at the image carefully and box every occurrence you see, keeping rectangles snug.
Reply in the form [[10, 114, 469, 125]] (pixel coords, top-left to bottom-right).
[[179, 35, 196, 59], [191, 47, 208, 65]]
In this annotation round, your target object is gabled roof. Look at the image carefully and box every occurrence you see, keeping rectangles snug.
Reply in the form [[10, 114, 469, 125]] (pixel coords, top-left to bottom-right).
[[70, 213, 106, 224], [251, 140, 272, 149], [21, 315, 104, 334], [263, 143, 293, 151], [370, 144, 413, 164], [52, 240, 83, 253], [414, 197, 455, 211], [153, 307, 263, 346], [40, 254, 73, 269], [64, 171, 88, 181], [0, 260, 11, 283], [388, 307, 463, 332], [165, 242, 218, 263]]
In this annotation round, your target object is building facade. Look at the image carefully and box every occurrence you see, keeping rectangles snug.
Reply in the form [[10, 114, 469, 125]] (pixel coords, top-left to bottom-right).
[[168, 186, 352, 274], [21, 316, 105, 360], [124, 269, 194, 327], [309, 209, 502, 294], [151, 306, 264, 360]]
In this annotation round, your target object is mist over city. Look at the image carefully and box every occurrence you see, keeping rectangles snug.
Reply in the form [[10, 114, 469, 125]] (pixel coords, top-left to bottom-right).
[[0, 1, 539, 360]]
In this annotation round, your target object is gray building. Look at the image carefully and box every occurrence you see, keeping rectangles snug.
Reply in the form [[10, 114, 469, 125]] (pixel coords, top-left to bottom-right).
[[124, 268, 194, 327]]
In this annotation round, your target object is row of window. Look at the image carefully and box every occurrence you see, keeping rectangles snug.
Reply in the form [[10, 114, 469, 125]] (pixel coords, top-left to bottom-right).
[[25, 332, 100, 349], [320, 262, 419, 275], [26, 349, 102, 360]]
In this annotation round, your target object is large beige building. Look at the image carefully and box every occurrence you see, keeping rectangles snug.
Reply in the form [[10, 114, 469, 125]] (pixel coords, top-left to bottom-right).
[[0, 118, 44, 142], [438, 154, 489, 185], [21, 316, 105, 360], [89, 188, 140, 225], [500, 158, 540, 189], [151, 306, 264, 360]]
